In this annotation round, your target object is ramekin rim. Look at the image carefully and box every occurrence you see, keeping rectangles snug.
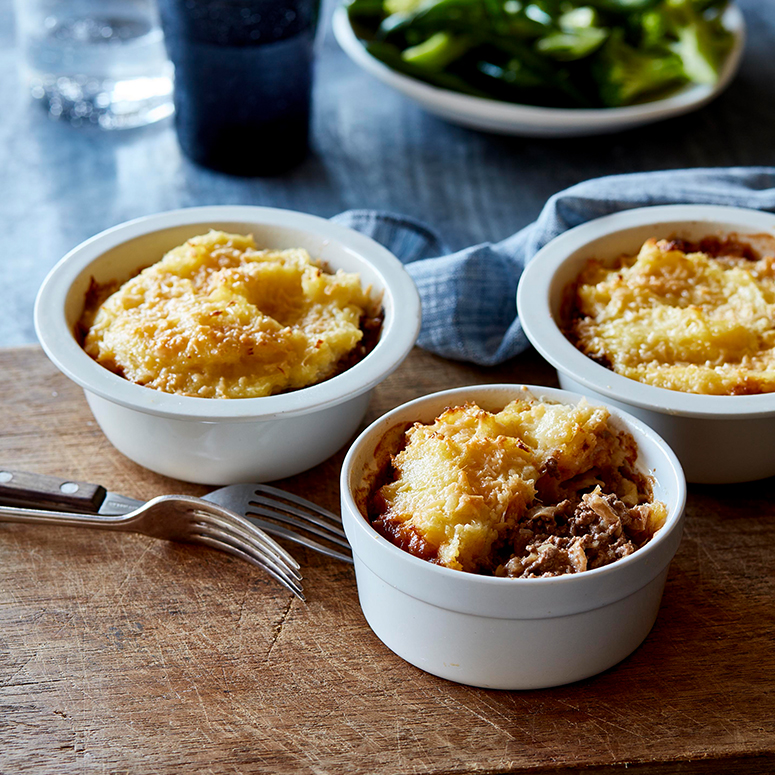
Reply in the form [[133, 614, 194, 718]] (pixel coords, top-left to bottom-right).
[[34, 205, 421, 421], [340, 383, 687, 590], [517, 204, 775, 419]]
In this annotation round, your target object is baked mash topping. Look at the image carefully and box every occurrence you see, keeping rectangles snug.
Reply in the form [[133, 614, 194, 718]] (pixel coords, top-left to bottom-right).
[[565, 237, 775, 395], [80, 231, 380, 398], [367, 394, 666, 577]]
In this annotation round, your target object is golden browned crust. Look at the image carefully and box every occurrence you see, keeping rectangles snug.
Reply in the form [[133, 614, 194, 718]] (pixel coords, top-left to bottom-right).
[[79, 231, 381, 398], [564, 237, 775, 395]]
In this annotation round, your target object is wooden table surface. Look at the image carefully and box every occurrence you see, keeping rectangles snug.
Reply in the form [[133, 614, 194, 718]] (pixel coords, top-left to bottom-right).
[[1, 345, 773, 775]]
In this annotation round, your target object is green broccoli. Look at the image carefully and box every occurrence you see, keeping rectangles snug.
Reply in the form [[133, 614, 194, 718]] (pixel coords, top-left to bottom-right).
[[592, 28, 686, 106], [661, 0, 734, 85]]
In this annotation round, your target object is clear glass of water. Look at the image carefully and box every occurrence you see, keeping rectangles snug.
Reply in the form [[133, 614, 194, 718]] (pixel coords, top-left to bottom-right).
[[14, 0, 174, 129]]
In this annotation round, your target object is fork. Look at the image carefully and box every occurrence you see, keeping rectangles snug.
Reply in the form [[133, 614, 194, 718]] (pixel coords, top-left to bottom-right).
[[204, 484, 352, 564], [0, 469, 353, 564], [0, 494, 305, 601]]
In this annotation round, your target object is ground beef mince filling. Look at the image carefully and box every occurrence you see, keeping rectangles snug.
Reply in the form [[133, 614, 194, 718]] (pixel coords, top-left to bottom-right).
[[500, 491, 649, 578]]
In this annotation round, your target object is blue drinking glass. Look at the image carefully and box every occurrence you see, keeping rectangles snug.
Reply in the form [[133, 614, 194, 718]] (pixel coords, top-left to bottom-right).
[[158, 0, 320, 175]]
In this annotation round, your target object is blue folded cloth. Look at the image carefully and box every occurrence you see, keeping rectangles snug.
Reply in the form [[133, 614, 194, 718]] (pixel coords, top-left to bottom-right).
[[333, 167, 775, 366]]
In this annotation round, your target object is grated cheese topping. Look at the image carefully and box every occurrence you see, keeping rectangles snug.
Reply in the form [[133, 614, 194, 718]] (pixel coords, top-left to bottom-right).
[[80, 231, 377, 398], [567, 238, 775, 395]]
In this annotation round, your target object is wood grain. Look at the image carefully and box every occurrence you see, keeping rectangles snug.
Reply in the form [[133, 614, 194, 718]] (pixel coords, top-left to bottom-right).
[[0, 345, 773, 775]]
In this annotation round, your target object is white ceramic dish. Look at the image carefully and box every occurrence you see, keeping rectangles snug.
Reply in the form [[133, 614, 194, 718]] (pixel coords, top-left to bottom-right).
[[517, 204, 775, 484], [35, 206, 421, 484], [333, 4, 744, 137], [341, 384, 686, 690]]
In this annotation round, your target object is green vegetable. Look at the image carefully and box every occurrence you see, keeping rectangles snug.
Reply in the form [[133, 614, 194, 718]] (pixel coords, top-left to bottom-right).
[[662, 0, 734, 84], [536, 27, 608, 60], [346, 0, 735, 108], [385, 0, 425, 13], [402, 31, 473, 69], [366, 39, 495, 96], [584, 0, 662, 13], [377, 0, 551, 42], [536, 7, 609, 61], [474, 34, 597, 105], [592, 29, 686, 106]]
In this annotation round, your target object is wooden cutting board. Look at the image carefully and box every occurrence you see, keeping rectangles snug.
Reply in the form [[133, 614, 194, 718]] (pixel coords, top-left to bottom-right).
[[0, 345, 773, 775]]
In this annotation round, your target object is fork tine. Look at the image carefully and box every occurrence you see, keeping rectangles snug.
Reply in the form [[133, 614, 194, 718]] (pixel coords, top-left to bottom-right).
[[192, 507, 301, 572], [194, 533, 305, 601], [191, 510, 303, 580], [195, 522, 304, 589], [188, 505, 306, 598], [245, 517, 353, 565], [254, 485, 344, 527], [245, 504, 351, 548]]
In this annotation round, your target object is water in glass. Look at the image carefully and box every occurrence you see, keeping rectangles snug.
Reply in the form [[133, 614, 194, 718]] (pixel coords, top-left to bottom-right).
[[14, 0, 174, 129]]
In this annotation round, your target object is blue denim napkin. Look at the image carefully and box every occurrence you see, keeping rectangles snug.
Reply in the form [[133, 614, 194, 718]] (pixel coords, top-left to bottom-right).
[[333, 167, 775, 366]]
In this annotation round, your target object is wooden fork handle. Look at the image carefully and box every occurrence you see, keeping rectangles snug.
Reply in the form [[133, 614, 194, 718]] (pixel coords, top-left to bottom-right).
[[0, 468, 106, 512]]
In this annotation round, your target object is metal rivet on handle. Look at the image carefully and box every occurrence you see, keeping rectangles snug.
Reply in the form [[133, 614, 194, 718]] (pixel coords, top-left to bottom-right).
[[60, 482, 79, 494]]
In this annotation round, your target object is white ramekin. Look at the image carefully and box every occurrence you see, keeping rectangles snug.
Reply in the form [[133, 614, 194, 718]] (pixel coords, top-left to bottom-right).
[[517, 204, 775, 484], [35, 206, 421, 484], [340, 384, 686, 690]]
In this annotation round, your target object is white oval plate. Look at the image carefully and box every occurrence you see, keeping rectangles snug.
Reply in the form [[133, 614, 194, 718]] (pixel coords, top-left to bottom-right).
[[333, 3, 745, 137]]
